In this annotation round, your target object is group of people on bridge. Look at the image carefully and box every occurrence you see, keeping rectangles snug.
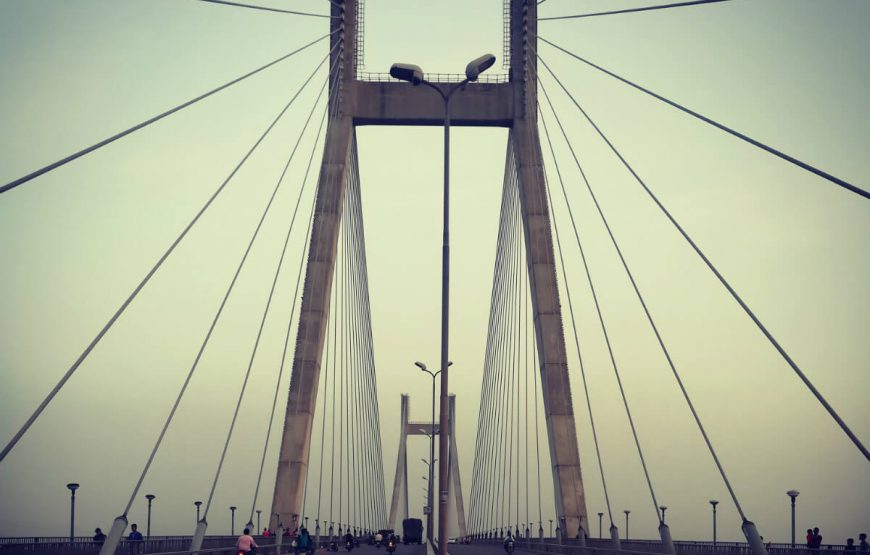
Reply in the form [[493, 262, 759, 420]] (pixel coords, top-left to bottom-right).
[[807, 528, 869, 551]]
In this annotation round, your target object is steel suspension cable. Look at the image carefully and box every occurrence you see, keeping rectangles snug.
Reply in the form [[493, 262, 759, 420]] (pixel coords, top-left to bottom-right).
[[538, 104, 616, 528], [539, 100, 662, 522], [201, 78, 331, 525], [338, 199, 347, 533], [352, 138, 389, 525], [0, 33, 333, 196], [532, 313, 543, 534], [347, 143, 374, 530], [514, 235, 523, 534], [536, 53, 870, 463], [347, 169, 365, 532], [535, 36, 868, 200], [102, 56, 333, 529], [297, 102, 338, 530], [248, 90, 331, 528], [469, 152, 515, 534], [0, 45, 334, 469], [524, 250, 530, 536], [316, 280, 335, 530], [493, 149, 522, 535], [346, 167, 376, 531], [199, 0, 333, 18], [539, 0, 734, 21], [491, 157, 519, 533], [469, 146, 514, 535], [329, 245, 340, 532], [504, 173, 523, 533]]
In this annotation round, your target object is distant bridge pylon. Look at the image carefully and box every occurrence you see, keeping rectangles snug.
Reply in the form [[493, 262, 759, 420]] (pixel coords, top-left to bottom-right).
[[387, 394, 468, 538]]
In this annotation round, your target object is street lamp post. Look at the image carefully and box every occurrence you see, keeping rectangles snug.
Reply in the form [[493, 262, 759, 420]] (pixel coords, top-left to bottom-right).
[[598, 513, 604, 539], [66, 483, 80, 545], [392, 53, 496, 555], [659, 506, 667, 523], [549, 519, 553, 538], [709, 500, 719, 546], [624, 511, 630, 541], [256, 510, 261, 533], [414, 361, 444, 544], [230, 506, 237, 536], [787, 491, 799, 548], [145, 494, 156, 540], [194, 501, 203, 524]]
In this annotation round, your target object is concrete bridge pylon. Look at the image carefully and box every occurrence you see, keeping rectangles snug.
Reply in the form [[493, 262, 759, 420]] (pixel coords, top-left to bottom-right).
[[270, 0, 588, 539]]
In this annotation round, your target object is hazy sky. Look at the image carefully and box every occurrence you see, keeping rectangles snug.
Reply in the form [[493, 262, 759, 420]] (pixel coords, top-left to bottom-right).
[[0, 0, 868, 546]]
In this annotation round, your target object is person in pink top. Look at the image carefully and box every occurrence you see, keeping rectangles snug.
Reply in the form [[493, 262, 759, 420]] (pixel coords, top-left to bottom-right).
[[236, 528, 258, 553]]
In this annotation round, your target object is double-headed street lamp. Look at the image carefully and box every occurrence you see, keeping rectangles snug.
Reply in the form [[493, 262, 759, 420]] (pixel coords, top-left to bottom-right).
[[393, 52, 496, 555], [66, 483, 80, 545], [413, 360, 451, 543]]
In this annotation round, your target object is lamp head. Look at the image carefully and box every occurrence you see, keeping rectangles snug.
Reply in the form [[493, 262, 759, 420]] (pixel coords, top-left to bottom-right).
[[67, 483, 80, 492], [787, 490, 800, 498], [194, 501, 203, 507], [146, 494, 156, 501], [465, 53, 496, 82], [390, 63, 424, 85], [709, 500, 719, 506], [414, 361, 427, 371]]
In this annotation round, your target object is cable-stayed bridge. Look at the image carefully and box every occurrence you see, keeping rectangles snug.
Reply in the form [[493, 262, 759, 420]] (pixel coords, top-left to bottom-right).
[[0, 1, 867, 555]]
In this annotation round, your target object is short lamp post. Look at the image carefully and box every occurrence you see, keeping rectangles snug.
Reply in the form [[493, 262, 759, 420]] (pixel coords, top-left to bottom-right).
[[391, 53, 496, 555], [145, 494, 156, 540], [194, 501, 203, 524], [709, 500, 719, 546], [66, 483, 80, 545], [230, 506, 237, 536], [787, 490, 799, 548], [256, 510, 261, 533], [597, 513, 604, 539], [624, 510, 630, 541], [659, 505, 667, 524]]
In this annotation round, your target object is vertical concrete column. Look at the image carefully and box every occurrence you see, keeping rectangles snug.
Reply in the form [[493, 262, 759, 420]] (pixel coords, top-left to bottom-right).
[[448, 395, 468, 538], [510, 0, 588, 538], [389, 395, 410, 528], [269, 0, 357, 531], [270, 113, 354, 531]]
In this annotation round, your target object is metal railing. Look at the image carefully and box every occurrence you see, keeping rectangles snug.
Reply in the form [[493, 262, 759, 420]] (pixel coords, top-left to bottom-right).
[[470, 538, 853, 555], [356, 71, 510, 84]]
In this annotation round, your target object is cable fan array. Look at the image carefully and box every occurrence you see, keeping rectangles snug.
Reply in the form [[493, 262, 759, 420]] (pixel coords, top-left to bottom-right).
[[295, 135, 388, 543], [467, 141, 555, 542]]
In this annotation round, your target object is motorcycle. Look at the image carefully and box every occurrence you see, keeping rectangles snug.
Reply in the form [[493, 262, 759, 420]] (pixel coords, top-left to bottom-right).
[[345, 539, 354, 552], [504, 540, 515, 554], [386, 540, 397, 554]]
